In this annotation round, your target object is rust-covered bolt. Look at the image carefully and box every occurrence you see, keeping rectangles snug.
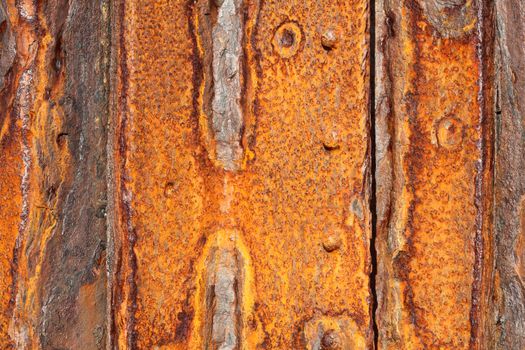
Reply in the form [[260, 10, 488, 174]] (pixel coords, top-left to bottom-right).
[[435, 116, 464, 149], [321, 130, 341, 151], [273, 22, 302, 58], [323, 234, 342, 252], [321, 329, 342, 349], [321, 30, 338, 51]]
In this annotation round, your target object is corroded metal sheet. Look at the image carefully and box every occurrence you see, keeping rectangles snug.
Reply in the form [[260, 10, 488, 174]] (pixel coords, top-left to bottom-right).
[[110, 0, 373, 348], [374, 0, 495, 349], [0, 1, 109, 348], [3, 0, 522, 348], [492, 0, 525, 348]]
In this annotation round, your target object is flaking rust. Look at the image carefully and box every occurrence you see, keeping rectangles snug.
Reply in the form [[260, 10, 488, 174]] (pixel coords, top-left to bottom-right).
[[111, 0, 372, 348], [194, 0, 254, 172], [375, 0, 495, 348], [0, 0, 109, 347]]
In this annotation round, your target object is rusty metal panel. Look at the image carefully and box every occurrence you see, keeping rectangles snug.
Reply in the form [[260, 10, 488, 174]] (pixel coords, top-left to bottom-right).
[[0, 1, 109, 348], [492, 0, 525, 348], [374, 0, 495, 349], [109, 0, 373, 348], [2, 0, 525, 348]]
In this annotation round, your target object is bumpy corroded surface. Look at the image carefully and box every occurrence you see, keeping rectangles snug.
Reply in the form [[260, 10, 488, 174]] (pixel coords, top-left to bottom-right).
[[492, 0, 525, 348], [110, 0, 372, 348], [375, 0, 495, 349], [0, 0, 109, 348]]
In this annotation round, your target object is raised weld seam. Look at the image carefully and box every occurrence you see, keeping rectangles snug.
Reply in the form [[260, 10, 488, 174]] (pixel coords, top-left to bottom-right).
[[211, 0, 244, 171], [210, 249, 240, 350]]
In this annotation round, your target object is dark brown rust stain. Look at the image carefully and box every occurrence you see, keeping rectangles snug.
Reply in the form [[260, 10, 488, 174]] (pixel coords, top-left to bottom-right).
[[111, 0, 139, 346], [36, 1, 110, 348]]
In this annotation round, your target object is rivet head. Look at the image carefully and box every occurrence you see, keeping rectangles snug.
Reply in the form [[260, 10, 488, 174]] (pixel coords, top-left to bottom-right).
[[321, 329, 342, 349], [321, 30, 338, 50], [323, 234, 342, 253], [273, 22, 302, 58], [435, 116, 464, 149], [321, 130, 341, 151]]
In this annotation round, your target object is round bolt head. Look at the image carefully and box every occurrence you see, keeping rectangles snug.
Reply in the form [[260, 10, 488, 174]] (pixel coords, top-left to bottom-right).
[[321, 329, 342, 349], [273, 22, 302, 58], [435, 116, 464, 150], [321, 30, 338, 50], [323, 234, 342, 252]]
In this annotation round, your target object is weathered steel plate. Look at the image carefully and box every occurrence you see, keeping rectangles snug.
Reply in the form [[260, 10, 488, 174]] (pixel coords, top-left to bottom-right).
[[375, 0, 495, 348], [110, 0, 373, 348]]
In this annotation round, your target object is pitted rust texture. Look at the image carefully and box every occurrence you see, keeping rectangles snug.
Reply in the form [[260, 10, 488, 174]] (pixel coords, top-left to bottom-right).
[[0, 0, 109, 348], [110, 0, 372, 348], [492, 0, 525, 348], [375, 0, 494, 348], [1, 0, 520, 347]]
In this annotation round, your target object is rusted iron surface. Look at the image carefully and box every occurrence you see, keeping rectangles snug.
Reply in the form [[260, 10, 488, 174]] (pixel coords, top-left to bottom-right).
[[374, 0, 495, 349], [1, 0, 524, 349], [110, 0, 372, 348], [0, 1, 109, 348], [492, 0, 525, 348]]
